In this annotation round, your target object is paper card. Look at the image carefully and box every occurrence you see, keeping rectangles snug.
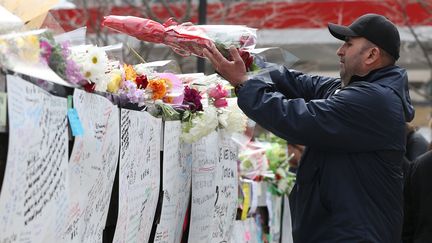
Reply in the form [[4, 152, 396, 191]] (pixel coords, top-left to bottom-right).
[[241, 182, 251, 221], [67, 108, 84, 136], [0, 92, 6, 130], [249, 181, 258, 214]]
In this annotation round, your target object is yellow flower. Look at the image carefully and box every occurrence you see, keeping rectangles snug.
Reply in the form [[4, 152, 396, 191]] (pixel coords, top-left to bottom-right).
[[17, 35, 40, 63], [107, 73, 122, 93], [123, 64, 137, 81], [148, 78, 167, 100]]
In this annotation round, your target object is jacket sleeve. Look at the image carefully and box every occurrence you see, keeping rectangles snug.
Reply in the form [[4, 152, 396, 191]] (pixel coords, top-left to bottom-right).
[[268, 66, 337, 100], [237, 77, 406, 152]]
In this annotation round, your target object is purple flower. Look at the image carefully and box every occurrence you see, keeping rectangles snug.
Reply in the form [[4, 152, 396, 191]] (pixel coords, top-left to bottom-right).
[[60, 42, 85, 84], [40, 40, 52, 63], [65, 58, 85, 84], [118, 80, 145, 104]]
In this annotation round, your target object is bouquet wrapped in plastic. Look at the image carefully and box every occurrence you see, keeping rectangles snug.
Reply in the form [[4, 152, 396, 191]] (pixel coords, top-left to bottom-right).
[[101, 16, 257, 59]]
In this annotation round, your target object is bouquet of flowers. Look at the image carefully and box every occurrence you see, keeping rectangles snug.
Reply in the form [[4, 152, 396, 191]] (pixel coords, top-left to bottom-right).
[[102, 16, 259, 71], [179, 76, 247, 143], [239, 133, 296, 196], [104, 62, 185, 107]]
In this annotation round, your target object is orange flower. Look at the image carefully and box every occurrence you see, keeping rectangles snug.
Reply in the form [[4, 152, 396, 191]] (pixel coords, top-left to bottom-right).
[[148, 78, 167, 100], [123, 64, 137, 81]]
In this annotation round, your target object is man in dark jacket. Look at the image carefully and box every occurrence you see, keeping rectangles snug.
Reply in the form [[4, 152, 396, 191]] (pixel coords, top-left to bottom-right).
[[204, 14, 414, 242], [403, 150, 432, 243]]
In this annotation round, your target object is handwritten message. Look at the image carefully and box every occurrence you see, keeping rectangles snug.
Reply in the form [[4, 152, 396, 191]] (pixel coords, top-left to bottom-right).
[[188, 131, 219, 243], [154, 121, 192, 243], [66, 89, 120, 243], [211, 129, 239, 243], [0, 75, 69, 242], [113, 109, 161, 243]]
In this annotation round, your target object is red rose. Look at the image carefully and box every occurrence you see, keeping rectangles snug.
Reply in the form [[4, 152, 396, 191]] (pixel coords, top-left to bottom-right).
[[238, 49, 254, 71], [135, 74, 148, 89], [83, 82, 96, 92]]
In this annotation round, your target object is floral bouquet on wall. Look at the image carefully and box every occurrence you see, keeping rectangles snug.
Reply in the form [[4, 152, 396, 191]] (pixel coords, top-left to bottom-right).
[[101, 16, 259, 71], [147, 73, 247, 143], [239, 134, 296, 196]]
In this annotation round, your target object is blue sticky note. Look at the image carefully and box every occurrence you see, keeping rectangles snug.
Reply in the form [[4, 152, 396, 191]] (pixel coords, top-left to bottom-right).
[[67, 108, 84, 136]]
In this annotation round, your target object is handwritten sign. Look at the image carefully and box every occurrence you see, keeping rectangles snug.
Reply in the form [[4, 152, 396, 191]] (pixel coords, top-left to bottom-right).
[[66, 89, 120, 243], [281, 195, 294, 243], [188, 131, 219, 243], [154, 121, 192, 243], [268, 192, 282, 243], [0, 75, 69, 242], [211, 129, 239, 243], [229, 218, 259, 243], [0, 91, 6, 131], [113, 109, 161, 243]]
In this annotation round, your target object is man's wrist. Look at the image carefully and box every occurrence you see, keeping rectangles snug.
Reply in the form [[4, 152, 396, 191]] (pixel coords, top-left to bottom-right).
[[234, 83, 244, 96]]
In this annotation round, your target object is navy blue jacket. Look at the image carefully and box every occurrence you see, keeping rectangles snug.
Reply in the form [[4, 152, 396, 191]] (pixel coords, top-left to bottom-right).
[[237, 65, 415, 243]]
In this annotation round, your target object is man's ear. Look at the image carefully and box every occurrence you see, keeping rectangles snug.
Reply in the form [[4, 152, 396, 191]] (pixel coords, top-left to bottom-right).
[[365, 47, 380, 65]]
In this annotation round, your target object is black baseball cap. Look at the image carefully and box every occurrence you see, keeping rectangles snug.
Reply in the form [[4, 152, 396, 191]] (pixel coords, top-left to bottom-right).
[[328, 13, 400, 60]]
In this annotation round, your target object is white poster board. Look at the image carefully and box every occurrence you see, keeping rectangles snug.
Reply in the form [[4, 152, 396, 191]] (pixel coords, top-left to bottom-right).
[[211, 129, 239, 243], [154, 121, 192, 243], [188, 131, 219, 243], [113, 109, 161, 243], [65, 89, 119, 243], [0, 75, 69, 242]]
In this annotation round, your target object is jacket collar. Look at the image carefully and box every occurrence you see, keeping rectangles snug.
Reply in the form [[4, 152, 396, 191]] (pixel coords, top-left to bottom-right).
[[348, 65, 395, 84]]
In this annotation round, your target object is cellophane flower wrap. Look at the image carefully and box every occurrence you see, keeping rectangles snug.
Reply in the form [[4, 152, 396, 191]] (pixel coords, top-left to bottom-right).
[[180, 75, 247, 143], [102, 16, 258, 71]]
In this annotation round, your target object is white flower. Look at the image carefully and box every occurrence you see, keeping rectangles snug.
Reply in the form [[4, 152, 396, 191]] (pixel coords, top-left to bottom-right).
[[223, 104, 247, 134], [181, 106, 219, 143], [70, 45, 109, 87], [87, 46, 108, 69], [134, 63, 155, 77]]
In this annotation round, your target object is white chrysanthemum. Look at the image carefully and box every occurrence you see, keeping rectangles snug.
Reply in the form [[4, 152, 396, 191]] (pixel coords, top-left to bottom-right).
[[223, 104, 247, 134], [87, 46, 108, 69], [82, 64, 108, 91], [182, 106, 219, 143]]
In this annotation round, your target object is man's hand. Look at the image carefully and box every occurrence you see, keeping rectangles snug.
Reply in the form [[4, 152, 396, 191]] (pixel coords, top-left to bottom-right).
[[203, 45, 248, 87]]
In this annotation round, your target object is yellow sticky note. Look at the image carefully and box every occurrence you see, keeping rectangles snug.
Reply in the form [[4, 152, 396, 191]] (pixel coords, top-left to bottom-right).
[[241, 182, 251, 220], [0, 92, 6, 129], [0, 0, 58, 23]]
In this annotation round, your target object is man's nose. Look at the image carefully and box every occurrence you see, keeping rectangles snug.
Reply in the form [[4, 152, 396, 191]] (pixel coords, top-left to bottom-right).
[[336, 45, 344, 56]]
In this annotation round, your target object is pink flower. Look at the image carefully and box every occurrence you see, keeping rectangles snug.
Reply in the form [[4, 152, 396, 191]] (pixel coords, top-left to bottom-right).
[[213, 98, 228, 108], [40, 40, 52, 63], [208, 84, 228, 99], [208, 84, 229, 108]]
